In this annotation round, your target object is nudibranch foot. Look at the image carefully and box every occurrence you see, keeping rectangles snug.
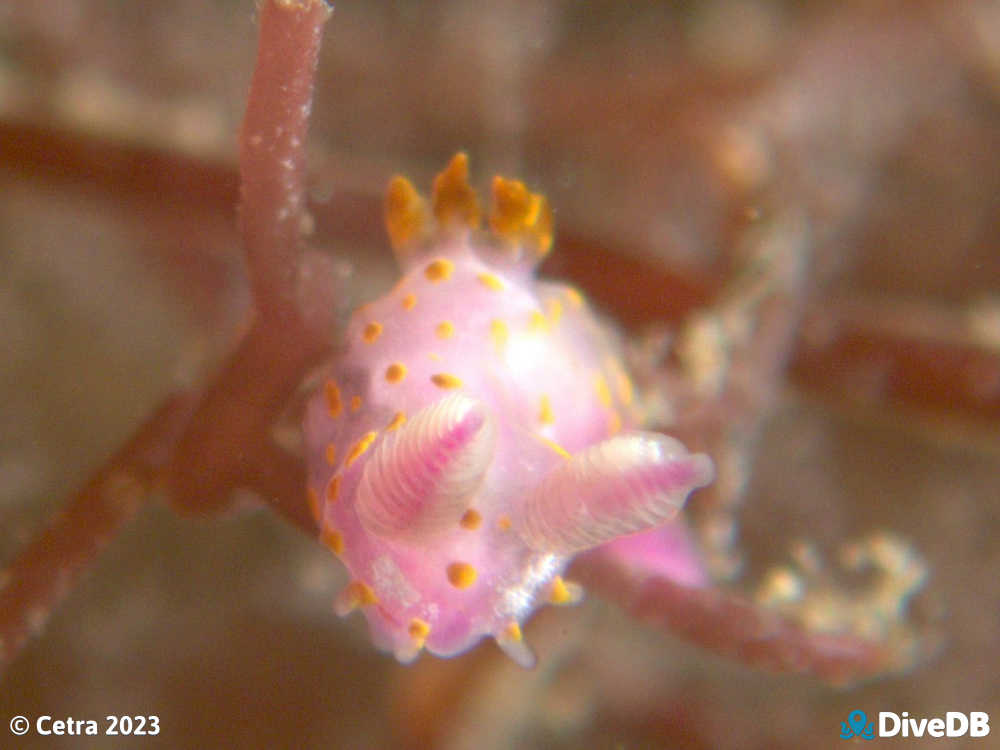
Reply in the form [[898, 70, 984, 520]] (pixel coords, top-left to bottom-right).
[[304, 154, 714, 668]]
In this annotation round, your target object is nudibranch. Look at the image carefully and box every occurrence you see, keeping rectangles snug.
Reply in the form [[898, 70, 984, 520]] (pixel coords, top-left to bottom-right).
[[303, 154, 713, 667]]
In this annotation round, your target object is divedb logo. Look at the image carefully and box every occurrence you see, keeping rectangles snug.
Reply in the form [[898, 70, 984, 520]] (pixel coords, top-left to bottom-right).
[[841, 709, 991, 740]]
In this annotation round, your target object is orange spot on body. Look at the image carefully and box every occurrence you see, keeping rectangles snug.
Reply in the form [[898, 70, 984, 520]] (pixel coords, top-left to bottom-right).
[[528, 310, 548, 333], [431, 373, 463, 389], [346, 432, 378, 467], [326, 475, 341, 503], [538, 435, 570, 459], [386, 411, 407, 431], [605, 357, 635, 406], [324, 381, 343, 417], [594, 374, 613, 408], [490, 319, 509, 352], [324, 443, 338, 466], [616, 372, 634, 406], [424, 258, 454, 282], [385, 363, 408, 383], [477, 272, 505, 291], [460, 509, 482, 530], [402, 293, 417, 310], [307, 487, 321, 520], [436, 321, 455, 339], [322, 527, 344, 555], [446, 562, 478, 589], [538, 395, 555, 424], [545, 298, 563, 325], [362, 322, 383, 343]]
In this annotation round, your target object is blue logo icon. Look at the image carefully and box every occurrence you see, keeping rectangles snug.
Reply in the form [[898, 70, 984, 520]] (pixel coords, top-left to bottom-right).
[[841, 710, 876, 740]]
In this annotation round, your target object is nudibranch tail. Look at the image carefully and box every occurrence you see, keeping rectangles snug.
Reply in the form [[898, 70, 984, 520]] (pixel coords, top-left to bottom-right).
[[356, 394, 496, 541], [516, 433, 714, 555]]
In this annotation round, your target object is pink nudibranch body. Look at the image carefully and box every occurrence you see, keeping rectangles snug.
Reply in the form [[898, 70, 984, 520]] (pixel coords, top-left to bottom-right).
[[303, 155, 713, 667]]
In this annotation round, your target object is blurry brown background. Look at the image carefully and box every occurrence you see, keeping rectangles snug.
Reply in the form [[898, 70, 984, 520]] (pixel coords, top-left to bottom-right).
[[1, 1, 998, 747]]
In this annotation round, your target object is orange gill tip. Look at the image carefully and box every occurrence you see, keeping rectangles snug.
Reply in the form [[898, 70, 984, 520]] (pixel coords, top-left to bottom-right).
[[432, 152, 480, 231], [334, 580, 378, 616], [394, 618, 432, 663], [495, 621, 536, 669], [489, 176, 553, 259], [385, 175, 428, 256], [408, 618, 431, 647], [547, 576, 583, 606]]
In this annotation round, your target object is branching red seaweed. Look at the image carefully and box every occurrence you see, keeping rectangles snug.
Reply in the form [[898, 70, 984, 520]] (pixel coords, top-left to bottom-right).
[[238, 0, 332, 324], [0, 0, 975, 692], [0, 0, 332, 669], [571, 555, 888, 686], [0, 395, 196, 667], [166, 0, 334, 521]]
